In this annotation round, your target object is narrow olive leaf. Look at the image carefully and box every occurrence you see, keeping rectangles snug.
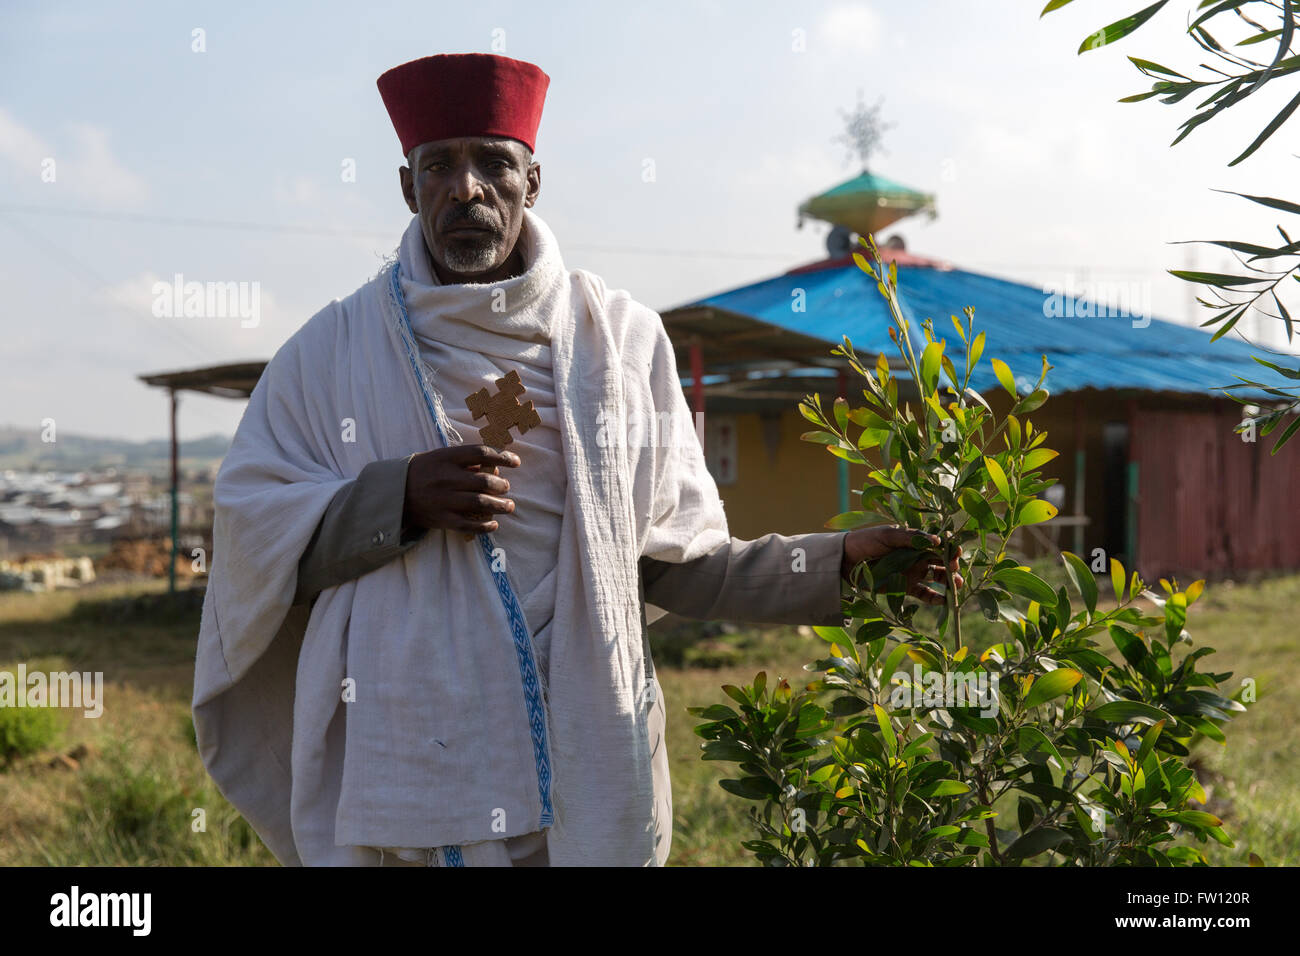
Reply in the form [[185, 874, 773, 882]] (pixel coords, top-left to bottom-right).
[[1168, 270, 1273, 287], [1078, 0, 1168, 55], [1209, 189, 1300, 217], [1272, 291, 1293, 342], [1237, 26, 1284, 46], [1271, 414, 1300, 454], [969, 330, 986, 369], [1040, 0, 1076, 15], [1119, 89, 1164, 103], [1230, 88, 1300, 166], [1023, 668, 1083, 708], [1127, 55, 1188, 79], [1251, 355, 1300, 379], [1191, 0, 1250, 30], [1209, 309, 1245, 343]]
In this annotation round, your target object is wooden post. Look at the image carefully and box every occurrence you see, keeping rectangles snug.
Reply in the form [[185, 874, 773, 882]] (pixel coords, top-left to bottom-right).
[[690, 338, 705, 451], [169, 388, 179, 595]]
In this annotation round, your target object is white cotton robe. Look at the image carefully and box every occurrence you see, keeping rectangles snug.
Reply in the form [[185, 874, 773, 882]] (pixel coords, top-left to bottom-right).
[[191, 207, 730, 866]]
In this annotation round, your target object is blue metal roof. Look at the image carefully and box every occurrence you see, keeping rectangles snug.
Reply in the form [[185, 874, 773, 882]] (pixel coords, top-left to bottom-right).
[[677, 258, 1276, 400]]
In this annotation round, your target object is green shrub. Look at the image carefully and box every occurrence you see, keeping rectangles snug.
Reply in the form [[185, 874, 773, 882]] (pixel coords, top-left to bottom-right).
[[692, 236, 1249, 866], [0, 704, 62, 768]]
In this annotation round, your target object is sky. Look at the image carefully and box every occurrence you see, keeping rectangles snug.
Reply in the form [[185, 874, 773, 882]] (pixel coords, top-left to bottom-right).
[[3, 0, 1299, 443]]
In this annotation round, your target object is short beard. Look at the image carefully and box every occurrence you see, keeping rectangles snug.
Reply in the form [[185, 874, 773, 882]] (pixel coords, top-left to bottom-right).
[[440, 233, 500, 276]]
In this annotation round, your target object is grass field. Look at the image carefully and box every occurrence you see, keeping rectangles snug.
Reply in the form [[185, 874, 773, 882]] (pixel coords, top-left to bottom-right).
[[0, 570, 1295, 866]]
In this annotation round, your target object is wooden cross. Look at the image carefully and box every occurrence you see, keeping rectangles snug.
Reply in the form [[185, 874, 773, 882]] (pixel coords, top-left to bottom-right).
[[465, 369, 541, 449]]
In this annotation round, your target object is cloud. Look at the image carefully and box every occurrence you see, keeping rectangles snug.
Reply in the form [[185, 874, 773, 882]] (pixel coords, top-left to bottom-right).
[[0, 107, 147, 206], [816, 3, 881, 57]]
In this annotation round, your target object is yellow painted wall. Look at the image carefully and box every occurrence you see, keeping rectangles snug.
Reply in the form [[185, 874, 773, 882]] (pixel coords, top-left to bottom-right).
[[711, 409, 868, 540]]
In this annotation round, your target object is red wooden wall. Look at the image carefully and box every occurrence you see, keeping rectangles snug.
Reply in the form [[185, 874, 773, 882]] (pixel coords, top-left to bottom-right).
[[1131, 407, 1300, 578]]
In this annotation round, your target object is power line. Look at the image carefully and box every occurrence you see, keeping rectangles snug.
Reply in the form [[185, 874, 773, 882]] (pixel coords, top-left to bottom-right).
[[0, 216, 216, 366], [1, 202, 1169, 272]]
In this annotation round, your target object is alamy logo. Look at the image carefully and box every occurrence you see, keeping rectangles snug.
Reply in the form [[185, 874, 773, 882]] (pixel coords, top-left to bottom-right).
[[151, 273, 260, 328], [49, 886, 151, 936], [1041, 275, 1151, 329], [595, 407, 705, 448], [888, 665, 1000, 718], [0, 665, 103, 718]]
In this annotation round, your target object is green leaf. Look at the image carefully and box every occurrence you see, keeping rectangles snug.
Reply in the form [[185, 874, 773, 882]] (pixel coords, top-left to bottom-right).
[[1109, 625, 1148, 668], [719, 777, 777, 800], [1017, 727, 1067, 767], [828, 445, 868, 465], [1013, 389, 1050, 414], [873, 703, 897, 757], [1272, 415, 1300, 455], [1092, 700, 1174, 725], [721, 684, 750, 707], [824, 511, 892, 530], [992, 358, 1017, 396], [1172, 810, 1222, 829], [993, 567, 1059, 604], [1110, 557, 1126, 600], [833, 396, 849, 430], [1078, 1, 1168, 54], [1040, 0, 1076, 15], [1168, 270, 1272, 287], [1127, 56, 1188, 79], [1229, 85, 1300, 167], [1060, 550, 1098, 613], [960, 487, 1000, 532], [1023, 668, 1083, 708], [1004, 827, 1069, 859], [1208, 189, 1300, 217], [969, 330, 986, 369], [984, 457, 1012, 502], [801, 430, 841, 446], [1017, 499, 1059, 525], [1134, 719, 1165, 768], [1022, 448, 1058, 470], [915, 779, 971, 798], [920, 341, 943, 395], [701, 740, 752, 762]]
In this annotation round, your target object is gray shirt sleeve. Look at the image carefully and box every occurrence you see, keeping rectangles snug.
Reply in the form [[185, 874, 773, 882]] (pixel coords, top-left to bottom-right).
[[640, 531, 848, 626], [294, 456, 849, 627], [293, 455, 427, 606]]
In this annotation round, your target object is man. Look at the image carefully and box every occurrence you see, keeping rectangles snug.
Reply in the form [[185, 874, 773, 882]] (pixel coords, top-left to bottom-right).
[[192, 52, 957, 867]]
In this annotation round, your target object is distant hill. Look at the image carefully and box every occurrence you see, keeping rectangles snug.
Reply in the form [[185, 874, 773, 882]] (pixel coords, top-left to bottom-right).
[[0, 424, 231, 476]]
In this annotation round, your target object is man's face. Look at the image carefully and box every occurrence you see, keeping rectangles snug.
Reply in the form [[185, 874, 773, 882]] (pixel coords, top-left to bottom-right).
[[399, 136, 541, 284]]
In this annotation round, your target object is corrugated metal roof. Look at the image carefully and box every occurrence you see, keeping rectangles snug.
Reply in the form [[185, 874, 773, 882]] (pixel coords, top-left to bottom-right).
[[676, 255, 1277, 399]]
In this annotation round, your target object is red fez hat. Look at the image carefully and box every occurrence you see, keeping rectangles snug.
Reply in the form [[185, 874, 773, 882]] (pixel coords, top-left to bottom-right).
[[377, 53, 550, 156]]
